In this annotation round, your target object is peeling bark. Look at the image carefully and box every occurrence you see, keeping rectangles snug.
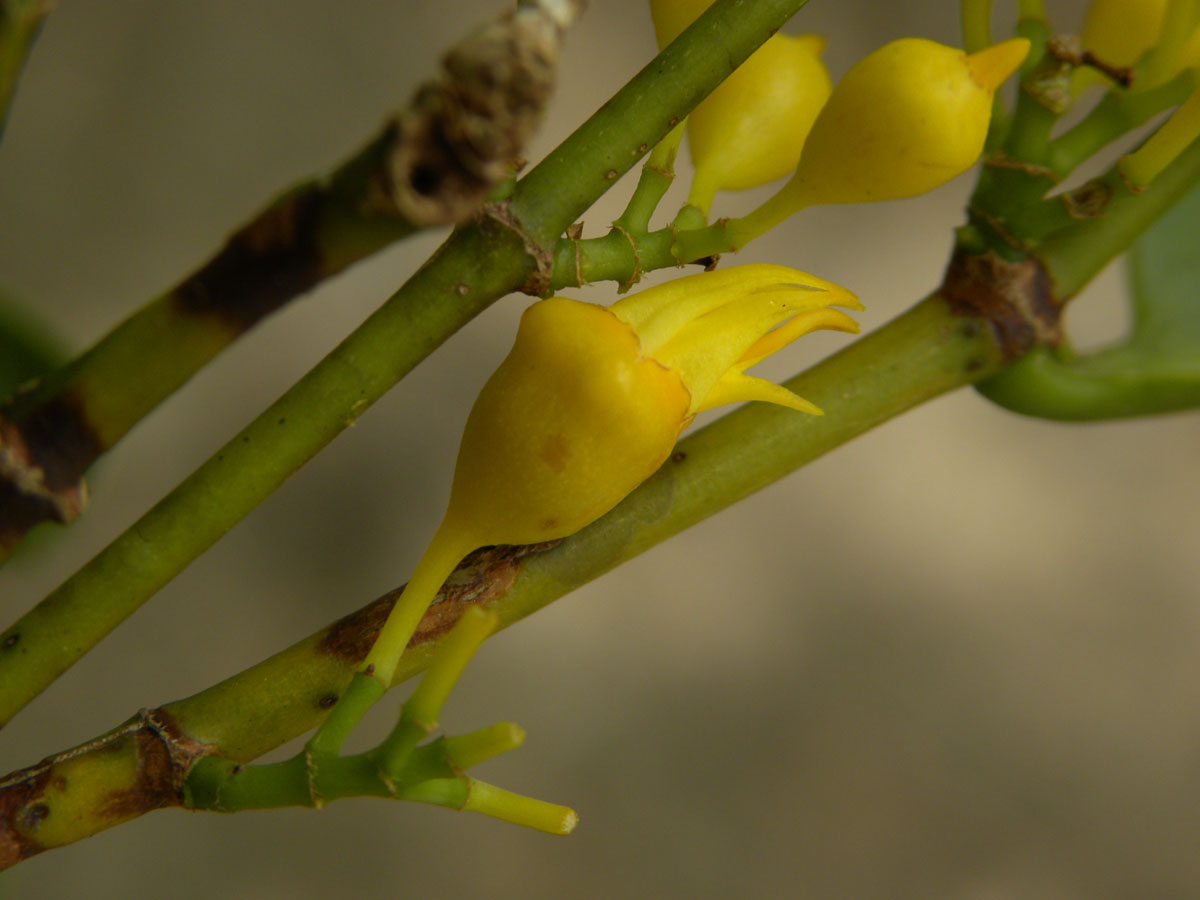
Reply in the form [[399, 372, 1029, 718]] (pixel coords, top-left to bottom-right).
[[940, 249, 1062, 361], [319, 542, 556, 662], [387, 0, 585, 225]]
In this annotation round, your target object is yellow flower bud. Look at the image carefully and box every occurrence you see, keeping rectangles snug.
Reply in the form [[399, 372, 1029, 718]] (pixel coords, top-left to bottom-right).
[[730, 37, 1029, 243], [1073, 0, 1200, 92], [793, 37, 1029, 206], [646, 1, 831, 214], [648, 0, 708, 49], [1082, 0, 1167, 68], [687, 34, 832, 214], [362, 265, 860, 686]]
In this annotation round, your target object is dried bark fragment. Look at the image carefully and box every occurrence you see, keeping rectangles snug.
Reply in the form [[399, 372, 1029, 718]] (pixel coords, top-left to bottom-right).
[[940, 249, 1062, 360], [318, 542, 558, 663], [385, 0, 585, 225]]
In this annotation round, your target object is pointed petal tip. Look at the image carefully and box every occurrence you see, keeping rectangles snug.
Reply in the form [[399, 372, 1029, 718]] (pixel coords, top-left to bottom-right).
[[792, 33, 826, 57], [967, 37, 1030, 91]]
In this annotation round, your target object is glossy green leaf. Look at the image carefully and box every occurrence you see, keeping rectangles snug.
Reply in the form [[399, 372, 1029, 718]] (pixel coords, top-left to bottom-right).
[[977, 176, 1200, 420]]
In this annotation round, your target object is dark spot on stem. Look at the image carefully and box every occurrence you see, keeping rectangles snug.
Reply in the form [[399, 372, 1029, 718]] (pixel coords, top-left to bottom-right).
[[940, 249, 1061, 361], [318, 591, 398, 663], [455, 283, 471, 297], [2, 392, 105, 492], [19, 803, 49, 831], [409, 164, 443, 197], [2, 634, 18, 650], [671, 451, 687, 463], [0, 762, 53, 868], [172, 187, 326, 333], [605, 169, 618, 181]]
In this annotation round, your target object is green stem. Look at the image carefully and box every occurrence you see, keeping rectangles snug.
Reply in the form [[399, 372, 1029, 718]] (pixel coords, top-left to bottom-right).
[[1016, 0, 1046, 21], [0, 0, 47, 137], [960, 0, 993, 54], [0, 122, 423, 561], [613, 123, 684, 236], [1040, 123, 1200, 299], [0, 0, 812, 729], [1046, 72, 1197, 176], [548, 219, 732, 290]]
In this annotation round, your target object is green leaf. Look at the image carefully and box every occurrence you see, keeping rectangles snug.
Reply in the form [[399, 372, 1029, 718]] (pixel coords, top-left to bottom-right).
[[0, 292, 62, 399], [976, 177, 1200, 420]]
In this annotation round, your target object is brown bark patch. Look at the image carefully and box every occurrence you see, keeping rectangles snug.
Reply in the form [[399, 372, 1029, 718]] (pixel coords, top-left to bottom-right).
[[172, 186, 326, 333], [0, 393, 96, 550], [0, 762, 51, 870], [0, 709, 214, 872], [318, 542, 558, 663], [940, 250, 1061, 361], [385, 2, 578, 227]]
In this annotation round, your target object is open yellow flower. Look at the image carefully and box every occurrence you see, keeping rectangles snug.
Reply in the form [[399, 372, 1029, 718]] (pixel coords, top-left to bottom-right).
[[362, 265, 861, 688]]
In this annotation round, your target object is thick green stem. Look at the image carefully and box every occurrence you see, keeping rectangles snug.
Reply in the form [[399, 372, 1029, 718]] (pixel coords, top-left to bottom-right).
[[0, 0, 811, 729]]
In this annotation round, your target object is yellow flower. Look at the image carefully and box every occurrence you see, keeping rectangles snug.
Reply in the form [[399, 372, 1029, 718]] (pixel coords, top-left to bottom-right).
[[362, 265, 860, 686], [1082, 0, 1167, 70], [647, 0, 832, 215], [730, 37, 1030, 243], [686, 34, 832, 215]]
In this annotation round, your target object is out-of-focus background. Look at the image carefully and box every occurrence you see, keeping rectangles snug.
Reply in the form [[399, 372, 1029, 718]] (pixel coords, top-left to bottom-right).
[[3, 1, 1199, 897]]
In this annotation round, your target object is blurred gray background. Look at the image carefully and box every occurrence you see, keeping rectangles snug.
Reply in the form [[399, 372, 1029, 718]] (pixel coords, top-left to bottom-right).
[[3, 1, 1200, 897]]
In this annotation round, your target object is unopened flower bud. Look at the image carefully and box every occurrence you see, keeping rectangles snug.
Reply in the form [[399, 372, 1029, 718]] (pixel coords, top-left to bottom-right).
[[731, 37, 1029, 243]]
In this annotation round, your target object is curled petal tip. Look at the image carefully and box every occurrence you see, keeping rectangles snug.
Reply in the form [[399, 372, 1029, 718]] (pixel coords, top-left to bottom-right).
[[966, 38, 1030, 91], [696, 372, 824, 415]]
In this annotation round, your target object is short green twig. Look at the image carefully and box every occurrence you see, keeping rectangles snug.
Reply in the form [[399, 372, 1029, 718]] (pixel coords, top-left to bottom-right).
[[184, 607, 576, 834], [1046, 71, 1197, 176]]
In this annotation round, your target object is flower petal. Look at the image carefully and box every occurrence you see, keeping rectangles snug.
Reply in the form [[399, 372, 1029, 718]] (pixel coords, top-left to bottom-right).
[[735, 306, 861, 370], [694, 372, 824, 415], [654, 285, 843, 413], [610, 264, 848, 354]]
